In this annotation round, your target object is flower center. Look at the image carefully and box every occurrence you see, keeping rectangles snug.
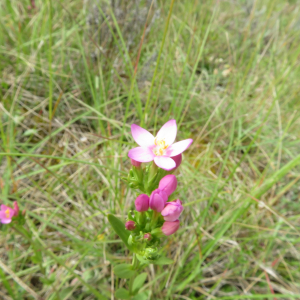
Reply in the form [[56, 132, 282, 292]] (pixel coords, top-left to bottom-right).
[[153, 138, 168, 156], [5, 209, 10, 219]]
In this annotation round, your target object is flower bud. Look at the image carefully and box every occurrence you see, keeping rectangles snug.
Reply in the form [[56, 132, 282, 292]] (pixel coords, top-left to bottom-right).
[[161, 199, 183, 222], [143, 233, 152, 241], [135, 194, 149, 212], [131, 158, 142, 168], [143, 247, 159, 261], [171, 154, 182, 169], [158, 175, 177, 197], [161, 220, 180, 236], [13, 201, 19, 216], [125, 220, 136, 231], [149, 189, 168, 212]]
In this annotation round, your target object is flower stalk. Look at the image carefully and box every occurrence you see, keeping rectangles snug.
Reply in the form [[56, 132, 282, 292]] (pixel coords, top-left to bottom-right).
[[109, 119, 193, 297]]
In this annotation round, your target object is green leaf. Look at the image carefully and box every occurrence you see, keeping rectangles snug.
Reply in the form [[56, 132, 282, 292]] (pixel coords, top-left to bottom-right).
[[57, 287, 74, 299], [108, 214, 133, 251], [113, 264, 135, 279], [153, 256, 174, 265], [115, 288, 130, 299], [132, 291, 149, 300], [132, 272, 147, 293], [23, 129, 38, 136]]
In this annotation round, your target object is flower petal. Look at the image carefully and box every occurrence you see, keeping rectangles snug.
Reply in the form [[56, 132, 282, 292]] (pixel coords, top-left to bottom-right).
[[1, 204, 10, 211], [171, 154, 182, 169], [154, 156, 176, 171], [131, 124, 155, 147], [162, 220, 180, 236], [1, 218, 12, 224], [159, 175, 177, 196], [166, 139, 193, 157], [156, 119, 177, 146], [0, 211, 7, 219], [149, 193, 165, 212], [128, 147, 154, 162]]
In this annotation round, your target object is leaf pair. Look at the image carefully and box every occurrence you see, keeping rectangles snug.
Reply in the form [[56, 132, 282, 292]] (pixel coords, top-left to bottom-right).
[[115, 273, 148, 299]]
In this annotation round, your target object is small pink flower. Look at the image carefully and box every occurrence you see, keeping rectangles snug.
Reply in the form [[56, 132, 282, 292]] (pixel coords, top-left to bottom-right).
[[161, 200, 183, 222], [125, 221, 136, 231], [162, 220, 180, 236], [135, 194, 150, 212], [149, 189, 168, 212], [128, 120, 193, 171], [130, 158, 142, 168], [158, 175, 177, 197], [143, 233, 152, 241], [0, 203, 18, 224]]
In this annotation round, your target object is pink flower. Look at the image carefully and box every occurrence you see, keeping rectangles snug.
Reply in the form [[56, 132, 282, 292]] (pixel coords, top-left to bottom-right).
[[130, 158, 142, 168], [149, 189, 168, 212], [162, 220, 180, 236], [135, 194, 150, 212], [125, 221, 136, 231], [128, 120, 193, 171], [158, 175, 177, 197], [161, 200, 183, 222], [0, 202, 19, 224]]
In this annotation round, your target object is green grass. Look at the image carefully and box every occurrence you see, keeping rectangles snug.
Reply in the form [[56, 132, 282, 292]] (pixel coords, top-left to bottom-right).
[[1, 0, 300, 299]]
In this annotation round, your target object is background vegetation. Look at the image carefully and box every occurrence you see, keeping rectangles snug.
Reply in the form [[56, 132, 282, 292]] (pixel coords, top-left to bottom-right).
[[1, 0, 300, 299]]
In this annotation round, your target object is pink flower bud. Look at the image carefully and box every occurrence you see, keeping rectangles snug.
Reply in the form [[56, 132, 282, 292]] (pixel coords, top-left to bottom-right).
[[130, 158, 142, 168], [125, 221, 136, 231], [162, 220, 180, 236], [135, 194, 149, 212], [13, 201, 19, 216], [161, 199, 183, 222], [149, 189, 168, 212], [158, 175, 177, 197], [143, 233, 152, 241], [171, 154, 182, 169]]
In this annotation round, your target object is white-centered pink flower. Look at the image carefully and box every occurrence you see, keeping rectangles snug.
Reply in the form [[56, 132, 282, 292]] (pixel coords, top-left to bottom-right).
[[128, 120, 193, 171], [0, 202, 19, 224]]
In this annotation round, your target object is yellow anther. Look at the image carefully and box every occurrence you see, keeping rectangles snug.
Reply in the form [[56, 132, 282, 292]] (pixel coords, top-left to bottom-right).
[[5, 209, 10, 218], [153, 138, 169, 156]]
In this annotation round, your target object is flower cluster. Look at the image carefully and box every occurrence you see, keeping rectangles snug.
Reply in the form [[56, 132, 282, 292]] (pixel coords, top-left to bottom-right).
[[122, 120, 192, 261], [125, 175, 184, 260], [0, 202, 19, 224], [127, 174, 183, 232]]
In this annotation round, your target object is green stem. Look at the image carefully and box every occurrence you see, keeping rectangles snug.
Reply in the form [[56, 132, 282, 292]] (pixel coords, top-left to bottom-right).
[[129, 253, 140, 295], [48, 0, 53, 120], [13, 225, 46, 275], [150, 211, 159, 229]]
